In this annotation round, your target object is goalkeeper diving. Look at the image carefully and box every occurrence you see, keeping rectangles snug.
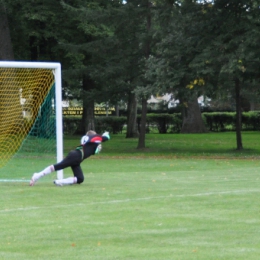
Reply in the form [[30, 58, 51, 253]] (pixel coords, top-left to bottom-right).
[[29, 130, 110, 186]]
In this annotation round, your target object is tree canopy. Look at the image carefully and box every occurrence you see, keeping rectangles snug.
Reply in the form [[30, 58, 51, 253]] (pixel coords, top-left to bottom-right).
[[2, 0, 260, 149]]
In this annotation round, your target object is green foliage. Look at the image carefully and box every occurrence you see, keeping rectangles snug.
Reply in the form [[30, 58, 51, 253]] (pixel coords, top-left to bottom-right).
[[137, 113, 182, 134], [5, 0, 260, 102], [203, 112, 236, 132], [241, 111, 260, 130], [63, 111, 260, 135], [146, 0, 209, 98], [63, 116, 127, 135], [5, 0, 260, 141], [95, 116, 127, 134], [6, 0, 65, 60], [63, 116, 81, 135], [203, 111, 260, 132]]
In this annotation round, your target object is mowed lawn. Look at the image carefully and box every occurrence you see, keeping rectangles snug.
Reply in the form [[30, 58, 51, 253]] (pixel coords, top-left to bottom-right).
[[0, 132, 260, 260]]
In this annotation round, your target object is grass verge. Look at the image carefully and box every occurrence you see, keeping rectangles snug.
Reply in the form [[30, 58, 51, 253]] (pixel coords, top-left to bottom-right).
[[0, 132, 260, 259]]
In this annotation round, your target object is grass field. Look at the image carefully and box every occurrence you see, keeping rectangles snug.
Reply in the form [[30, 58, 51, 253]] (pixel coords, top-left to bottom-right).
[[0, 132, 260, 259]]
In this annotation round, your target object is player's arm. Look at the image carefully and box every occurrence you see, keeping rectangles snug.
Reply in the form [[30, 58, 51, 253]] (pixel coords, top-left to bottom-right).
[[101, 131, 110, 142], [80, 135, 89, 145], [94, 132, 110, 154]]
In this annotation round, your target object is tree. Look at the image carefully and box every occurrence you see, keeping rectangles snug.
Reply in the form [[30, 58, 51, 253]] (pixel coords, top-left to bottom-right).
[[5, 0, 66, 61], [0, 0, 16, 137], [136, 0, 153, 148], [146, 0, 208, 133], [192, 0, 260, 149], [106, 1, 143, 138], [59, 0, 119, 133], [70, 0, 153, 141], [4, 0, 108, 133], [0, 0, 14, 60]]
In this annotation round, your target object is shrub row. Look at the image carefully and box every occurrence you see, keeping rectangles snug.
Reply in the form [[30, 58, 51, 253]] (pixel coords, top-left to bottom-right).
[[63, 116, 127, 135], [203, 111, 260, 131], [137, 113, 182, 133], [63, 111, 260, 135]]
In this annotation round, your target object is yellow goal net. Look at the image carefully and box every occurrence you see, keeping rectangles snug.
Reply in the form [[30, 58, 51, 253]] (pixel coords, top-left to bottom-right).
[[0, 62, 63, 175]]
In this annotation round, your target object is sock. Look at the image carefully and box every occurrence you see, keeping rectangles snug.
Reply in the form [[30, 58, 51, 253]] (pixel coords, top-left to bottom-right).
[[59, 177, 77, 185], [37, 165, 55, 178]]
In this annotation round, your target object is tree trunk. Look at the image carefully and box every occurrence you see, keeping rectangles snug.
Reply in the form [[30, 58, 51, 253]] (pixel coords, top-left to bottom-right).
[[0, 2, 17, 136], [181, 97, 208, 133], [126, 92, 139, 138], [136, 0, 151, 148], [137, 97, 148, 149], [81, 76, 95, 134], [235, 78, 243, 150], [0, 2, 14, 60]]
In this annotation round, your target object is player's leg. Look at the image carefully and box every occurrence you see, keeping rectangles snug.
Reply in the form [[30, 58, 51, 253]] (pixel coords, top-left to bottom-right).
[[30, 150, 81, 186], [53, 165, 84, 186], [29, 165, 55, 186], [53, 150, 83, 186], [53, 176, 77, 186], [72, 165, 84, 184]]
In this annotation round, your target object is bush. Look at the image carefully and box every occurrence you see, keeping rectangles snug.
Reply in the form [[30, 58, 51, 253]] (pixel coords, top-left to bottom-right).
[[63, 116, 127, 135], [241, 111, 260, 130], [63, 111, 260, 136], [63, 117, 80, 135], [137, 113, 182, 133], [203, 112, 235, 132], [170, 113, 182, 133], [203, 112, 260, 132], [95, 116, 127, 134]]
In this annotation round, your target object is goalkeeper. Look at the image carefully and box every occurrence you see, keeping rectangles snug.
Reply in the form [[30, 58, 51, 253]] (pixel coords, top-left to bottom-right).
[[29, 130, 110, 186]]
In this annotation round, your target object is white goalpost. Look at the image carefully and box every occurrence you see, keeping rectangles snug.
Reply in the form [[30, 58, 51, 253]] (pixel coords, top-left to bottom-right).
[[0, 61, 63, 179]]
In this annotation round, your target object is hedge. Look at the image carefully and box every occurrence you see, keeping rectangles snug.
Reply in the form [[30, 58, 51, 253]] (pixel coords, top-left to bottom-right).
[[137, 113, 182, 133], [63, 111, 260, 135], [203, 112, 260, 131], [63, 116, 127, 135]]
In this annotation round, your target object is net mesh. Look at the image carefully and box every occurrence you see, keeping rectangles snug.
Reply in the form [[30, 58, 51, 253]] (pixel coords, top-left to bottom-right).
[[0, 68, 56, 168]]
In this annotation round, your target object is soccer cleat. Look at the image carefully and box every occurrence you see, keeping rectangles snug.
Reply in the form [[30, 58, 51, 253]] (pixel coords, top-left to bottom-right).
[[29, 173, 38, 186], [53, 180, 63, 187]]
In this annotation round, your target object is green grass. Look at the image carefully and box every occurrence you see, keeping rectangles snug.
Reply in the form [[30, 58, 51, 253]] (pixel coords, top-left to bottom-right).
[[0, 132, 260, 259], [63, 131, 260, 157]]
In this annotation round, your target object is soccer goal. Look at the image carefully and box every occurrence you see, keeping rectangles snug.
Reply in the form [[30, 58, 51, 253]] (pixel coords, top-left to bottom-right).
[[0, 61, 63, 179]]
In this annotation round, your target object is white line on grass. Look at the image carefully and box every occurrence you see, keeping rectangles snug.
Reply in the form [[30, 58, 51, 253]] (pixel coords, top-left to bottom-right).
[[0, 179, 29, 182], [0, 189, 259, 213]]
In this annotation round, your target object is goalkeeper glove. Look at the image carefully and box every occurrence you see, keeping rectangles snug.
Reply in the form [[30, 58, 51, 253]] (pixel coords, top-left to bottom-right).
[[102, 131, 110, 140]]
